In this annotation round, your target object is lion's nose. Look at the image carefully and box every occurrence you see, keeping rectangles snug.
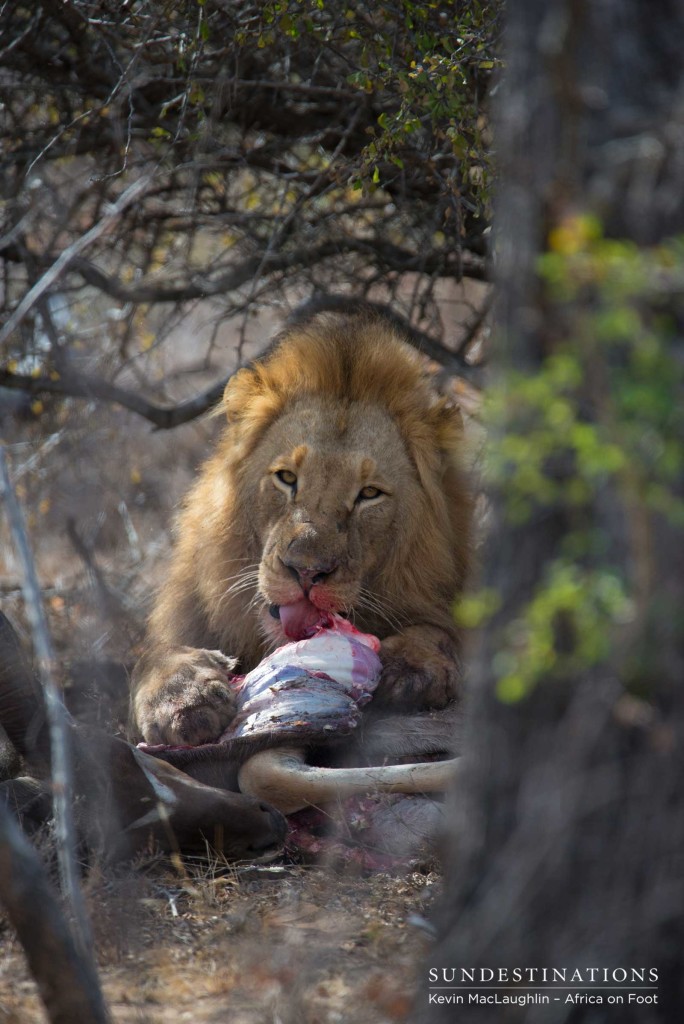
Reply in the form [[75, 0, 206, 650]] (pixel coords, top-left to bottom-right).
[[281, 555, 339, 591]]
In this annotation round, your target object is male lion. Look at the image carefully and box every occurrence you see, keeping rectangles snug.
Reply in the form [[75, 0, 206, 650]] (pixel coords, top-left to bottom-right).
[[131, 308, 472, 746]]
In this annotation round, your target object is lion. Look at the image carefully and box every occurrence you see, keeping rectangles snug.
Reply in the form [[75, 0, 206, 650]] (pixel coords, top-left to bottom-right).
[[130, 307, 472, 746]]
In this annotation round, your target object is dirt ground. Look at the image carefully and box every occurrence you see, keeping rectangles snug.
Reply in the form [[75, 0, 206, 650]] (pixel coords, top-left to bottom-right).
[[0, 859, 439, 1023]]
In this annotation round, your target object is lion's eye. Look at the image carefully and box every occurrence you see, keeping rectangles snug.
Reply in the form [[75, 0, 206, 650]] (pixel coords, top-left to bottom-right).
[[275, 469, 297, 489], [357, 485, 383, 502]]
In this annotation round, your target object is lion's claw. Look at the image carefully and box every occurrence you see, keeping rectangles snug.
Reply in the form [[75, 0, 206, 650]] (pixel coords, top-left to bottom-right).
[[134, 647, 238, 746]]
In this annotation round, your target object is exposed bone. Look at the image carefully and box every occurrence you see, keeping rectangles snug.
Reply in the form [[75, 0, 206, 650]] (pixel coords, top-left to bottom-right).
[[238, 746, 460, 814]]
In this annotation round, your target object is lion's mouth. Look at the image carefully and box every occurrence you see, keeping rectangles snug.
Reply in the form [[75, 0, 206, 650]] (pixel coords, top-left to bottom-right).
[[268, 598, 332, 640]]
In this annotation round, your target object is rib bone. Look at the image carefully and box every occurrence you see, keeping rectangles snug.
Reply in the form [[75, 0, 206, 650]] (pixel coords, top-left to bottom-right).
[[238, 747, 459, 814]]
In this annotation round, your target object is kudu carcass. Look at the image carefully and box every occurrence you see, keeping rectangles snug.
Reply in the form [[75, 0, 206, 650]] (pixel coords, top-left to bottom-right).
[[143, 615, 463, 868], [1, 611, 462, 869], [0, 612, 286, 865]]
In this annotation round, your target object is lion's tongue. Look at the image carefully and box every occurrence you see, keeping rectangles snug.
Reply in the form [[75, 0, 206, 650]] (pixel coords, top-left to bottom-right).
[[278, 599, 328, 640]]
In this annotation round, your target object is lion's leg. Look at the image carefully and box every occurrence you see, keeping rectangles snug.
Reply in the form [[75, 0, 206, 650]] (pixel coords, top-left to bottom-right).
[[130, 645, 239, 746], [129, 538, 251, 745], [375, 625, 461, 709]]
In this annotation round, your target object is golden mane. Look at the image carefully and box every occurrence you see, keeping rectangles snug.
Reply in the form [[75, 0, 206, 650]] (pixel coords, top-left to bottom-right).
[[222, 312, 464, 488]]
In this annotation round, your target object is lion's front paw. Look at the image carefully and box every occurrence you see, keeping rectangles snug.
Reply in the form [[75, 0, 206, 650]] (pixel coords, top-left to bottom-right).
[[134, 648, 238, 746], [376, 629, 460, 709]]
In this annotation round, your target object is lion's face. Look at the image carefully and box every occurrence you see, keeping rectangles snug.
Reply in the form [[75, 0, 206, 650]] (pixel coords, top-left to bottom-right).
[[242, 397, 418, 641]]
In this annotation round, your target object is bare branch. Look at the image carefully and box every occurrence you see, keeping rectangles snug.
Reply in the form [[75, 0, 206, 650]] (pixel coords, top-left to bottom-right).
[[0, 0, 497, 412], [63, 243, 487, 305], [0, 176, 152, 346], [0, 303, 481, 430], [0, 365, 230, 428], [453, 290, 493, 360]]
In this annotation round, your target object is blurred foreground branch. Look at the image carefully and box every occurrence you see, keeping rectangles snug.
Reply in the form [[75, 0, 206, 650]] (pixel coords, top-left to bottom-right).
[[419, 1, 684, 1021], [0, 803, 110, 1024], [0, 449, 98, 964]]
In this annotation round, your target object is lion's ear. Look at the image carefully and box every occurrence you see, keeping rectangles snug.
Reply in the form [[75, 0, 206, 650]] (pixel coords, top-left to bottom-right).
[[223, 368, 257, 424], [432, 396, 465, 451], [221, 366, 285, 454]]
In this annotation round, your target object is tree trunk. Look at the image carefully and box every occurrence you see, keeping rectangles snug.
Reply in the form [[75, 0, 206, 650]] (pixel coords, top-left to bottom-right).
[[417, 1, 684, 1021]]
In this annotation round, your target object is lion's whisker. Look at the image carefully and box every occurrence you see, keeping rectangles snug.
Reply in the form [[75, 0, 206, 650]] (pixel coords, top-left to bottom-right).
[[213, 561, 260, 583], [225, 575, 260, 595], [247, 592, 265, 613], [356, 589, 404, 634], [359, 586, 403, 620], [214, 567, 262, 612], [216, 564, 261, 583]]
